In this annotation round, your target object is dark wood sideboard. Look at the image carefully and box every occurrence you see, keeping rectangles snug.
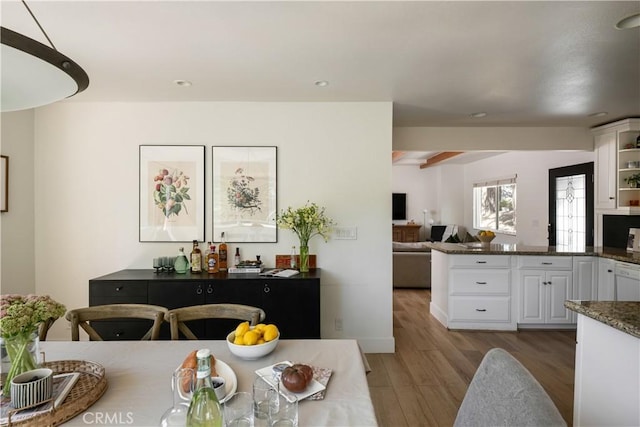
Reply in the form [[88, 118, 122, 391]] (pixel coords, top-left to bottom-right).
[[393, 224, 421, 242], [89, 269, 321, 340]]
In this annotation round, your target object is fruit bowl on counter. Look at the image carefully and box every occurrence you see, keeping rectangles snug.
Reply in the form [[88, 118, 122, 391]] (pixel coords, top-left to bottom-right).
[[227, 322, 280, 360], [476, 230, 496, 245]]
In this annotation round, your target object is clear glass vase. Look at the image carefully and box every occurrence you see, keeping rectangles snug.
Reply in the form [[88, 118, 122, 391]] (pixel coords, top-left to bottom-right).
[[1, 330, 40, 397], [299, 245, 310, 273]]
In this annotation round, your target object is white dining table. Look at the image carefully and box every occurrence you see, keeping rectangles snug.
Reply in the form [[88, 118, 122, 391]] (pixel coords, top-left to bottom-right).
[[40, 339, 378, 427]]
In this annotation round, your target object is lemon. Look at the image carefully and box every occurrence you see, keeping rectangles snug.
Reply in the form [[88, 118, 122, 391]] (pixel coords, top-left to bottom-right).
[[263, 324, 279, 342], [233, 335, 244, 345], [235, 321, 250, 338], [243, 330, 260, 345], [257, 338, 266, 345]]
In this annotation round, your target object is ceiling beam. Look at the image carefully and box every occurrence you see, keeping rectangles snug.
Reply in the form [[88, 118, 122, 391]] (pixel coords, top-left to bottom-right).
[[419, 151, 463, 169], [392, 151, 406, 162]]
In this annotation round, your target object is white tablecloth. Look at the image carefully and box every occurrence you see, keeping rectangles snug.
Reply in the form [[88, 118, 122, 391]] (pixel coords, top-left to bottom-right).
[[41, 339, 377, 427]]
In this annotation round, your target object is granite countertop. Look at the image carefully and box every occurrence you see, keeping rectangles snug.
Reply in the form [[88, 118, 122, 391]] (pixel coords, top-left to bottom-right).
[[565, 300, 640, 339], [426, 242, 640, 265]]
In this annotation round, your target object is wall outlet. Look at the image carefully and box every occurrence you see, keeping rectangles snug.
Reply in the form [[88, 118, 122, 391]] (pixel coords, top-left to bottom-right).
[[334, 317, 343, 331], [333, 226, 357, 240]]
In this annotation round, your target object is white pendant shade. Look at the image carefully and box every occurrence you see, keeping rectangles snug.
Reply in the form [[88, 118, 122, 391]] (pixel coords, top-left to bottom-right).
[[1, 27, 89, 112]]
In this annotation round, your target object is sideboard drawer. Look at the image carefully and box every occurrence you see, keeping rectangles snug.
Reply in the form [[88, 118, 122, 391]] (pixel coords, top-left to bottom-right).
[[450, 270, 510, 295], [89, 281, 147, 297], [449, 255, 511, 268], [449, 297, 511, 322], [517, 256, 572, 270], [90, 320, 152, 341]]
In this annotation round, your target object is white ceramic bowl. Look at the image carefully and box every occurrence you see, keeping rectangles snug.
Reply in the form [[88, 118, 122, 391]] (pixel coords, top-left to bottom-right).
[[226, 329, 279, 360]]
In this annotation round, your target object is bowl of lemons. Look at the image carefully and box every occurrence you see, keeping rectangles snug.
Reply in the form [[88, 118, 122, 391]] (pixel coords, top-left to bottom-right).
[[477, 230, 496, 245], [226, 321, 280, 360]]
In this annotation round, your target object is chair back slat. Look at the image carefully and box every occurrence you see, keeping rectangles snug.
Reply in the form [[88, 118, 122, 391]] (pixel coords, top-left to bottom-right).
[[65, 304, 168, 341], [167, 303, 266, 340]]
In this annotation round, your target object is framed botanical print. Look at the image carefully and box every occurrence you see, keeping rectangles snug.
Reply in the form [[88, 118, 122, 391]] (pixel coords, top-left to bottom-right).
[[1, 155, 7, 212], [139, 145, 205, 242], [212, 146, 277, 242]]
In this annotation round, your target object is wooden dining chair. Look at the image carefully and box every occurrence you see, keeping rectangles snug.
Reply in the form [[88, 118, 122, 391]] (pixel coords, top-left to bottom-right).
[[65, 304, 168, 341], [38, 317, 58, 341], [167, 303, 266, 340]]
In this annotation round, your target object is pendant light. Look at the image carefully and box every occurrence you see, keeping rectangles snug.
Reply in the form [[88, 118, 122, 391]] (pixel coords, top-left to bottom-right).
[[1, 1, 89, 112]]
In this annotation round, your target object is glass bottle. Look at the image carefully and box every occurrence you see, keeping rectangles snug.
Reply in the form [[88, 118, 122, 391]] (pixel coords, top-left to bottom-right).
[[203, 242, 212, 272], [207, 245, 219, 274], [190, 240, 202, 273], [174, 248, 190, 274], [186, 349, 222, 427], [160, 368, 194, 427], [218, 233, 228, 272], [290, 246, 297, 269], [234, 247, 241, 267]]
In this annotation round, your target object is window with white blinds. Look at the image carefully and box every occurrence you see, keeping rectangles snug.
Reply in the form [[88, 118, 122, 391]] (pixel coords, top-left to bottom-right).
[[473, 176, 516, 234]]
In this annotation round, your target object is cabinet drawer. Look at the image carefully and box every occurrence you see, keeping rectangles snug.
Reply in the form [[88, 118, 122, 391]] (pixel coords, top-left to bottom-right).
[[517, 256, 572, 270], [90, 320, 152, 341], [89, 281, 147, 297], [449, 297, 511, 322], [450, 255, 511, 268], [450, 270, 510, 295]]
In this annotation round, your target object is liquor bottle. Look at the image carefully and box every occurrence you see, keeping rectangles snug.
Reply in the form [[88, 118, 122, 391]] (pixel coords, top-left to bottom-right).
[[218, 233, 228, 271], [234, 247, 241, 267], [290, 246, 297, 269], [207, 245, 219, 273], [190, 240, 202, 273], [186, 349, 222, 427], [203, 242, 212, 272], [174, 248, 190, 274]]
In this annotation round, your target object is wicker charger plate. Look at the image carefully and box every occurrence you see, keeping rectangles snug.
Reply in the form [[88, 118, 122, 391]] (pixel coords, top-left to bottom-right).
[[3, 360, 107, 427]]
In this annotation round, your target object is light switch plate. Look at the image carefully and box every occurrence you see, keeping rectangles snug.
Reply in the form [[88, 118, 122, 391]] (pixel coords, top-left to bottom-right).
[[333, 226, 357, 240]]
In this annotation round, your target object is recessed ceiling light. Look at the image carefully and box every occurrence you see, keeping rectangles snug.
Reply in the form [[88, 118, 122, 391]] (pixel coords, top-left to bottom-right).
[[314, 80, 329, 87], [589, 112, 608, 117], [616, 13, 640, 29], [173, 79, 192, 87], [470, 112, 487, 118]]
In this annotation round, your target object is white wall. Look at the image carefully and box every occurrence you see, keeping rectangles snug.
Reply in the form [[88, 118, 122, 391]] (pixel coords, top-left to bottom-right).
[[464, 150, 594, 245], [393, 150, 595, 245], [1, 110, 35, 294], [26, 102, 394, 352]]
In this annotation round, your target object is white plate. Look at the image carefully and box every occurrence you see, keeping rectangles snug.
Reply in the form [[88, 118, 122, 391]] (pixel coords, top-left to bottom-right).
[[255, 361, 326, 401], [176, 358, 237, 404], [215, 359, 237, 403]]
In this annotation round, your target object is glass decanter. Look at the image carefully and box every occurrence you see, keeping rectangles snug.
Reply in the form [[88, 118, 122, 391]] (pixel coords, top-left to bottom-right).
[[160, 367, 194, 427]]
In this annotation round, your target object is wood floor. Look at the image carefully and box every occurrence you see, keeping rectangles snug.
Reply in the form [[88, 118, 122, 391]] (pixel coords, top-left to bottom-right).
[[366, 289, 576, 427]]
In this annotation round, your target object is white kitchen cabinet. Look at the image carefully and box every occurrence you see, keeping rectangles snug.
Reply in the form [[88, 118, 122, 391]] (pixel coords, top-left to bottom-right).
[[517, 256, 574, 326], [519, 269, 573, 324], [597, 258, 616, 300], [573, 256, 597, 300], [592, 118, 640, 212], [594, 131, 617, 210], [573, 314, 640, 427], [430, 252, 516, 331]]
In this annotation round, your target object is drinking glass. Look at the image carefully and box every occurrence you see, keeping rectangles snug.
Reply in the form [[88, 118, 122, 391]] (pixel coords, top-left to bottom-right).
[[253, 376, 276, 427], [224, 392, 254, 427], [160, 368, 195, 427], [268, 389, 298, 427]]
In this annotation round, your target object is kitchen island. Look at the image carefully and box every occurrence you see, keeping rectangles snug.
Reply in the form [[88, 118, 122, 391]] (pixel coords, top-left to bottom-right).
[[565, 300, 639, 427], [428, 242, 639, 331]]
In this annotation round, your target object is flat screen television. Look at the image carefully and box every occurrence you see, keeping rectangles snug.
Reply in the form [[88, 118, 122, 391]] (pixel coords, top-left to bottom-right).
[[392, 193, 407, 220]]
